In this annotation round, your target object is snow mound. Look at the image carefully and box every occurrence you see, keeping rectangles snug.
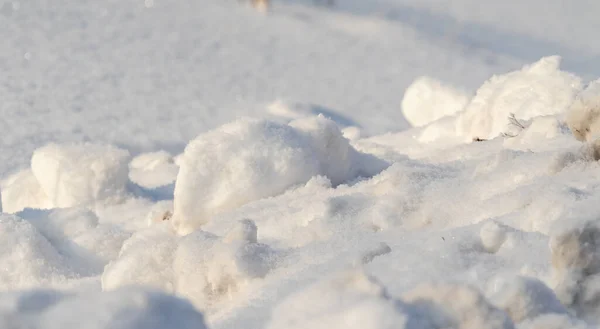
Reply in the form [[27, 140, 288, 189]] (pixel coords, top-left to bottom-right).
[[31, 143, 131, 209], [457, 56, 582, 141], [0, 287, 207, 329], [172, 116, 387, 234], [103, 219, 278, 310], [1, 169, 52, 214], [129, 151, 178, 189], [401, 76, 471, 127], [566, 78, 600, 142]]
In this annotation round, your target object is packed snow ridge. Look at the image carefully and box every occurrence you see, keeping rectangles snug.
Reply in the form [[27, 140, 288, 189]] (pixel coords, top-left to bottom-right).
[[4, 55, 600, 329]]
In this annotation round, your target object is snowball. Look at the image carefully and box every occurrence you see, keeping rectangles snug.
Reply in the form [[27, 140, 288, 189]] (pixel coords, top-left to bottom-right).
[[172, 116, 386, 234], [487, 276, 567, 323], [129, 151, 178, 189], [401, 76, 471, 127], [566, 78, 600, 142], [0, 288, 207, 329], [480, 221, 508, 253], [266, 270, 410, 329], [31, 143, 130, 208], [1, 169, 52, 214], [457, 56, 582, 141], [403, 282, 514, 329]]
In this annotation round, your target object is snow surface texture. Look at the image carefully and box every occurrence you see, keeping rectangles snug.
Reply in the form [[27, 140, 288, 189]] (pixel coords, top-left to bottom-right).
[[3, 0, 600, 328], [171, 115, 387, 234]]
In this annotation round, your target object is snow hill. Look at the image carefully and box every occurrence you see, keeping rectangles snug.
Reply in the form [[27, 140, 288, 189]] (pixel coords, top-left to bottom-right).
[[2, 0, 600, 328]]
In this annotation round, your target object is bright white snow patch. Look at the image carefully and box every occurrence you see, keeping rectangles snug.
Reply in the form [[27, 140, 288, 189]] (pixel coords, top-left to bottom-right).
[[0, 287, 207, 329], [171, 116, 387, 234], [31, 143, 131, 209], [457, 56, 582, 141], [401, 76, 471, 127]]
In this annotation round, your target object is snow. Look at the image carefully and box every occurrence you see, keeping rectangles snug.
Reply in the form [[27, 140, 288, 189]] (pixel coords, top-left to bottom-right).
[[401, 76, 471, 127], [2, 0, 600, 328], [171, 116, 387, 234], [457, 56, 582, 141], [30, 143, 131, 209]]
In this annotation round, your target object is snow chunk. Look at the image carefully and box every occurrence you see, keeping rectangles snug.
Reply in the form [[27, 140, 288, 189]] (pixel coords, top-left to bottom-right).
[[402, 76, 471, 127], [129, 151, 178, 189], [31, 143, 131, 208], [266, 270, 410, 329], [172, 116, 387, 234], [457, 56, 582, 141], [0, 288, 207, 329], [1, 169, 52, 214]]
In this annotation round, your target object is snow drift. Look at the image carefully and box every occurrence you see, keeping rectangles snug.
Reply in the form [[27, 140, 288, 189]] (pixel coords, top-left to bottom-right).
[[171, 115, 387, 234]]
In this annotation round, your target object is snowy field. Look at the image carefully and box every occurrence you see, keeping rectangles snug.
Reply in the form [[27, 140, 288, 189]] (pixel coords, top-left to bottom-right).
[[2, 0, 600, 328]]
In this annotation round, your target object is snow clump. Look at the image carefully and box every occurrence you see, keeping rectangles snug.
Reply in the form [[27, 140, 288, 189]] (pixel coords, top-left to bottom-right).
[[457, 56, 582, 141], [29, 143, 131, 209], [172, 116, 387, 235], [401, 76, 471, 127]]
